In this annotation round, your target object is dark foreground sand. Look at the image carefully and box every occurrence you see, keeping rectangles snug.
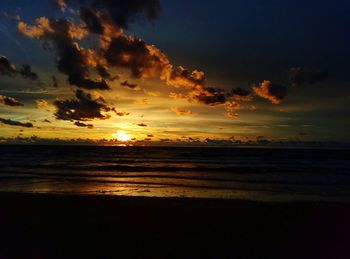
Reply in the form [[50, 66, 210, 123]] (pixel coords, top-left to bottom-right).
[[1, 193, 350, 259]]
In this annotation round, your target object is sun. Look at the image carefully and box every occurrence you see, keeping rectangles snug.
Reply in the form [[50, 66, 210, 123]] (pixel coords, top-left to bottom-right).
[[112, 130, 131, 142]]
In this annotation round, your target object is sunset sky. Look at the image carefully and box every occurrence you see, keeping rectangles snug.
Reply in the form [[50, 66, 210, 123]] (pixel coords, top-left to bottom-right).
[[0, 0, 349, 144]]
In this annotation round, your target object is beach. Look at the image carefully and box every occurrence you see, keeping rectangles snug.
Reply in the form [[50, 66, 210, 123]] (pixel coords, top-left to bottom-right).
[[1, 192, 350, 259]]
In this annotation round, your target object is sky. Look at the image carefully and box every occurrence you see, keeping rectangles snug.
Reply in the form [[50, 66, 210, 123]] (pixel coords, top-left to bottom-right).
[[0, 0, 349, 144]]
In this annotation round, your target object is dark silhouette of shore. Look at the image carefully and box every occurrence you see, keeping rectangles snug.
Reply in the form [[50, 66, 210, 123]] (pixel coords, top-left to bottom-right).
[[1, 193, 350, 258]]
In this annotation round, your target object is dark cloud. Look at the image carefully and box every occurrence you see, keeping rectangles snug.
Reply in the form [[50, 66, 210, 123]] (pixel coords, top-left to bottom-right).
[[0, 56, 16, 76], [18, 18, 110, 90], [19, 65, 39, 81], [0, 118, 34, 128], [97, 0, 161, 29], [191, 87, 228, 106], [120, 80, 140, 90], [0, 95, 24, 107], [54, 89, 116, 121], [103, 35, 166, 79], [115, 111, 130, 116], [253, 80, 287, 104], [289, 67, 329, 86], [137, 123, 147, 127], [192, 86, 251, 106], [64, 0, 161, 29], [230, 87, 252, 101], [74, 121, 93, 128], [0, 55, 39, 81], [80, 7, 104, 34], [96, 64, 117, 82]]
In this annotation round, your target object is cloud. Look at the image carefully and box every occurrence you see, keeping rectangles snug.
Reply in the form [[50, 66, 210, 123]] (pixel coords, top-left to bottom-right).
[[18, 18, 109, 90], [64, 0, 161, 29], [190, 86, 229, 106], [0, 117, 34, 128], [0, 56, 17, 76], [102, 34, 169, 79], [18, 8, 209, 93], [289, 67, 328, 86], [144, 90, 160, 97], [190, 86, 249, 106], [230, 87, 252, 101], [170, 86, 251, 107], [169, 92, 187, 100], [55, 0, 67, 11], [79, 7, 104, 34], [54, 89, 117, 121], [19, 65, 39, 81], [170, 107, 193, 116], [17, 5, 205, 99], [137, 123, 147, 127], [35, 99, 49, 109], [120, 80, 141, 90], [225, 101, 240, 119], [17, 0, 287, 123], [115, 111, 130, 116], [74, 121, 93, 128], [253, 80, 287, 104], [0, 55, 39, 81], [165, 66, 206, 89], [0, 95, 24, 107]]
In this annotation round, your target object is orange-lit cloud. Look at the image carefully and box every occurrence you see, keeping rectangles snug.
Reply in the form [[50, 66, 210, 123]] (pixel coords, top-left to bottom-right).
[[253, 80, 287, 104], [170, 107, 193, 116], [35, 99, 49, 109]]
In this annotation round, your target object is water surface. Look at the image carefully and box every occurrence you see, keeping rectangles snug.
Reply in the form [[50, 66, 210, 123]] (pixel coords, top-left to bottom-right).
[[0, 145, 349, 202]]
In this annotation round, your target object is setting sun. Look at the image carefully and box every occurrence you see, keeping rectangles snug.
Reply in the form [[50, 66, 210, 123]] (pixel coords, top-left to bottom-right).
[[112, 130, 131, 142]]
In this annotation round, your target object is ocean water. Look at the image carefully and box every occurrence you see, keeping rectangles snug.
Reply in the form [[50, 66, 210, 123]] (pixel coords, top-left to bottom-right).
[[0, 145, 349, 202]]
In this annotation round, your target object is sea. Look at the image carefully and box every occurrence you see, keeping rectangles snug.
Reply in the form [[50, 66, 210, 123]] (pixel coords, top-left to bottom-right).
[[0, 145, 349, 202]]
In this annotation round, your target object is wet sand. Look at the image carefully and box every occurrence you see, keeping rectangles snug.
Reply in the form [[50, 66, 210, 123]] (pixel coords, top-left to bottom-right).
[[1, 192, 350, 258]]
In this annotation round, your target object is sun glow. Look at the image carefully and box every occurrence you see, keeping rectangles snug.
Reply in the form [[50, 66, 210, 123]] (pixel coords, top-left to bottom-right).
[[112, 130, 131, 142]]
